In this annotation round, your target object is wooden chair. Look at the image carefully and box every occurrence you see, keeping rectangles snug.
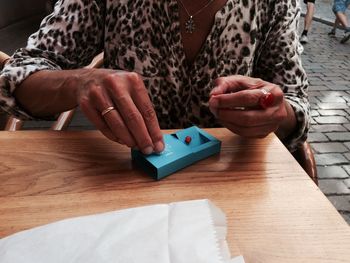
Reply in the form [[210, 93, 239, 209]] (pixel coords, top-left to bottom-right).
[[0, 51, 19, 130], [0, 51, 103, 131]]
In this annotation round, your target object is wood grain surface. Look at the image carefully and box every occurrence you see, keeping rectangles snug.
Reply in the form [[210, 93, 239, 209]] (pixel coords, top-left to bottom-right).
[[0, 129, 350, 263]]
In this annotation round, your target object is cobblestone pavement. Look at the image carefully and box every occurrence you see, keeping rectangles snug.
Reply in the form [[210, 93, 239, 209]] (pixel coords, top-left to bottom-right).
[[300, 17, 350, 224]]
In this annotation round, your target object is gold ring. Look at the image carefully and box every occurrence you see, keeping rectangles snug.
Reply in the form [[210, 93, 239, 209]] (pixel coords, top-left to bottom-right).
[[101, 106, 115, 117]]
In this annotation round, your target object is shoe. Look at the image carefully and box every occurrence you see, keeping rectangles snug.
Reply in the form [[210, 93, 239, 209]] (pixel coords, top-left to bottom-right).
[[340, 31, 350, 44], [300, 35, 308, 44], [328, 29, 336, 37], [297, 43, 304, 54]]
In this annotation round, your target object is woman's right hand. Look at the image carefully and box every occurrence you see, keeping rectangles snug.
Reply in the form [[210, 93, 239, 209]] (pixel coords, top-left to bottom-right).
[[76, 69, 164, 154]]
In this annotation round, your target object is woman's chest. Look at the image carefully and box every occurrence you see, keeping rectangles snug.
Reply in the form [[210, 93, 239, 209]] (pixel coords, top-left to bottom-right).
[[104, 0, 267, 78], [178, 0, 228, 64]]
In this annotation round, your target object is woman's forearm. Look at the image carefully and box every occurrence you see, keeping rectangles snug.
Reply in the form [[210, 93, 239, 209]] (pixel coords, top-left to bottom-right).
[[14, 69, 89, 117]]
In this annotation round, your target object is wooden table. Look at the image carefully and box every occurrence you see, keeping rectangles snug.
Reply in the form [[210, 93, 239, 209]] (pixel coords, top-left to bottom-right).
[[0, 129, 350, 262]]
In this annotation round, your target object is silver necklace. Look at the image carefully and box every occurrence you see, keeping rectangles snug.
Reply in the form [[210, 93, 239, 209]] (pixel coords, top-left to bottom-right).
[[177, 0, 216, 34]]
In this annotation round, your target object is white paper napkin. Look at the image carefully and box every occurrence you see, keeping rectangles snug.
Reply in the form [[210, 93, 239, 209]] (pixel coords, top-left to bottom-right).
[[0, 199, 244, 263]]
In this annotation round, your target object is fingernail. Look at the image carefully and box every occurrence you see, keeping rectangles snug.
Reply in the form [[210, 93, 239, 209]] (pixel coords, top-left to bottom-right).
[[143, 146, 154, 155], [154, 141, 165, 153]]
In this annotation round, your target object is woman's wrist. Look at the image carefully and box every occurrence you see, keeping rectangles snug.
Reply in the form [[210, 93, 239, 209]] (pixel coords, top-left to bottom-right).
[[62, 68, 93, 108]]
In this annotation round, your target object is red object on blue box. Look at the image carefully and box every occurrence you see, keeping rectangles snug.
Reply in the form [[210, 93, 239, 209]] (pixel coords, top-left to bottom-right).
[[185, 136, 192, 144]]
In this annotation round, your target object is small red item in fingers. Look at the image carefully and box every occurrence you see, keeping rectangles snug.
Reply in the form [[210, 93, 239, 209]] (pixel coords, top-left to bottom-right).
[[259, 92, 275, 109], [185, 136, 192, 144]]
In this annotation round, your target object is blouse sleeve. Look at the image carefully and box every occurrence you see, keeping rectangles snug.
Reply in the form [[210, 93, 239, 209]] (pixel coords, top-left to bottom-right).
[[0, 0, 105, 120], [253, 0, 310, 152]]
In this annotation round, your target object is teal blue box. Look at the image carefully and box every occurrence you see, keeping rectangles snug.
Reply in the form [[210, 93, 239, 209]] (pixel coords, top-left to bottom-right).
[[131, 126, 221, 180]]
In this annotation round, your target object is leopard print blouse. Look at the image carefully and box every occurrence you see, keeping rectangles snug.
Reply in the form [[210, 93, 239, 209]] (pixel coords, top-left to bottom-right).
[[0, 0, 310, 151]]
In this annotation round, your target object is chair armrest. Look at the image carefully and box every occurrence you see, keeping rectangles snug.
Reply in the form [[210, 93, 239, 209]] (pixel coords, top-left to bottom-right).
[[0, 51, 10, 69], [50, 110, 75, 131], [292, 141, 318, 185], [87, 52, 104, 69], [4, 116, 23, 131]]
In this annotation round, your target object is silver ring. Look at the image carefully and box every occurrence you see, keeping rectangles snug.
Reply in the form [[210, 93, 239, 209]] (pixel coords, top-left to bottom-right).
[[101, 106, 115, 117], [229, 106, 246, 111], [260, 88, 269, 95]]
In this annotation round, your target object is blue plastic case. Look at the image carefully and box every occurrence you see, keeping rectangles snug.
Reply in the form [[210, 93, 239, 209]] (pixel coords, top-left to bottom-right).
[[131, 126, 221, 180]]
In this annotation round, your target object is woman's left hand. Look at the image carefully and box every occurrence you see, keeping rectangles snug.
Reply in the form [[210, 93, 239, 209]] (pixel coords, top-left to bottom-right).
[[208, 75, 294, 139]]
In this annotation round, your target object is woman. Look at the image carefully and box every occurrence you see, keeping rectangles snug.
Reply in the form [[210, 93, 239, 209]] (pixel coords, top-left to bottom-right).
[[0, 0, 309, 155]]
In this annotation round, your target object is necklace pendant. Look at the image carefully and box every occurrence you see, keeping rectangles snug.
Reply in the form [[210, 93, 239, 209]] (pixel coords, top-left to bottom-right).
[[185, 16, 195, 34]]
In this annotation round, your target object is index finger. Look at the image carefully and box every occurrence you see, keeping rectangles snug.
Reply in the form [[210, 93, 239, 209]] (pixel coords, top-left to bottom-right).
[[130, 76, 164, 153], [209, 89, 264, 109], [210, 75, 266, 96]]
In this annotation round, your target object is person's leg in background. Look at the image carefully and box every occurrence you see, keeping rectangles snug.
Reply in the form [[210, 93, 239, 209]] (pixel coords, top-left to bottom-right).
[[300, 0, 316, 44], [332, 0, 350, 43], [328, 17, 340, 36]]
